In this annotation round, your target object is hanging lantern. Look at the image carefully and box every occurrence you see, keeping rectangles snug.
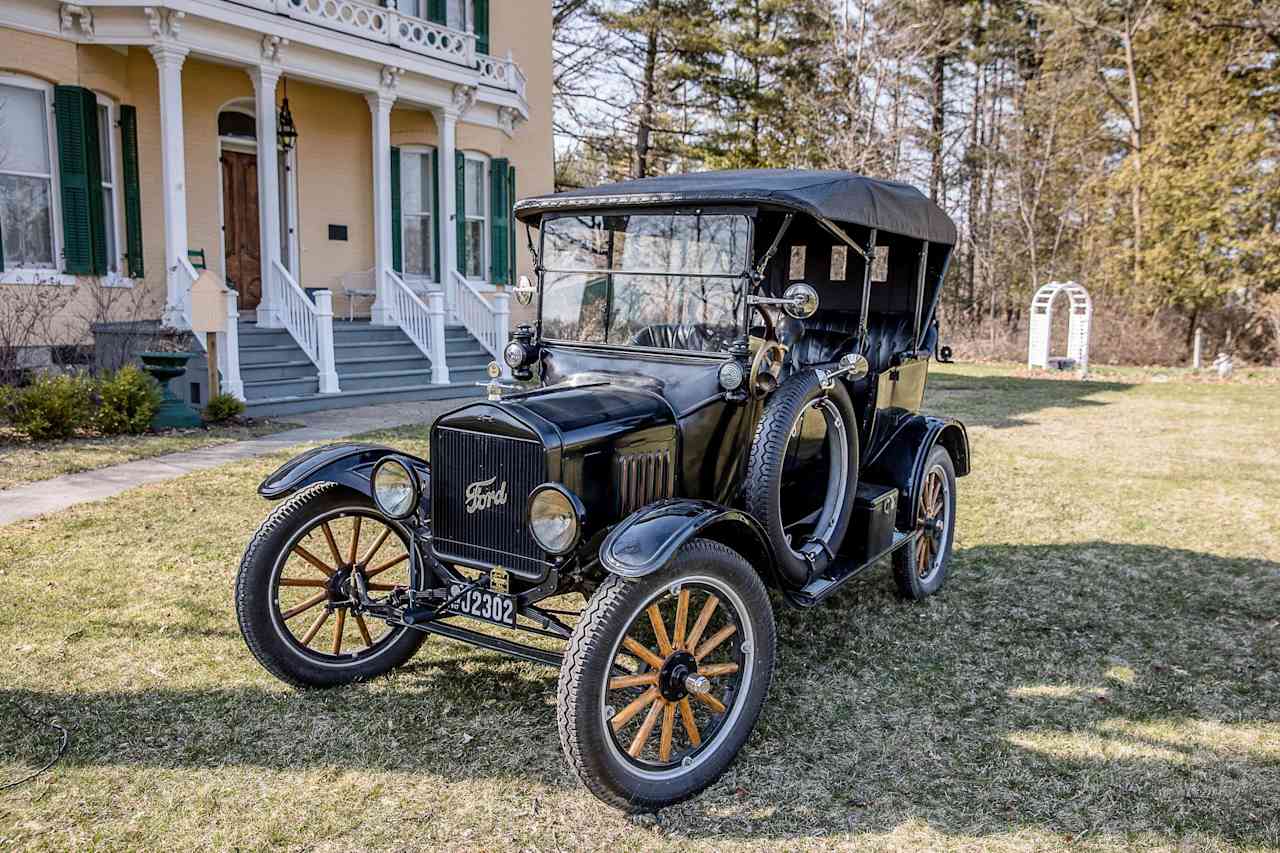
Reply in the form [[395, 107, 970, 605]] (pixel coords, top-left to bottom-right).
[[277, 78, 298, 153]]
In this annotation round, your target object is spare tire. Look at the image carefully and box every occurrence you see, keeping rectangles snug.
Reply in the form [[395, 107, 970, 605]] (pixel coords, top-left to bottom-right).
[[743, 370, 859, 587]]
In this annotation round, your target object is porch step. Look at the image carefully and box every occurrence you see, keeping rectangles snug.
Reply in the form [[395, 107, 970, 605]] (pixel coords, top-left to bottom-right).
[[242, 379, 487, 418]]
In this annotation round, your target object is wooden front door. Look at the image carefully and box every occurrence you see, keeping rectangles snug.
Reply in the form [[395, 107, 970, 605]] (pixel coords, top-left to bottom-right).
[[221, 150, 262, 309]]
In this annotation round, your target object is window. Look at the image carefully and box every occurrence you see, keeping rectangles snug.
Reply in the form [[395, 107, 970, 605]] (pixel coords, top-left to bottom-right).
[[400, 147, 435, 282], [0, 79, 57, 270], [462, 153, 487, 280], [393, 0, 471, 28], [96, 96, 123, 276]]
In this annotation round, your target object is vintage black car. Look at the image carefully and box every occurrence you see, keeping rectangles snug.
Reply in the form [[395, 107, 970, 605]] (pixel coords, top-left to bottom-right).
[[236, 170, 970, 812]]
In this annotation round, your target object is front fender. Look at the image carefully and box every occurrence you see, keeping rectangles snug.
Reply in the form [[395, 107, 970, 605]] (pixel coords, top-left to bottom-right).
[[599, 498, 777, 584], [862, 415, 970, 529], [258, 443, 430, 501]]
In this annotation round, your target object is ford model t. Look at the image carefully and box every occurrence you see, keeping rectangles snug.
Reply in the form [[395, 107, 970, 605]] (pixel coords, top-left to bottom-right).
[[236, 170, 970, 812]]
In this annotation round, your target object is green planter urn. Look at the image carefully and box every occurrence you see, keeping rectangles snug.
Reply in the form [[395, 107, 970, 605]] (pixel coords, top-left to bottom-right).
[[138, 351, 202, 429]]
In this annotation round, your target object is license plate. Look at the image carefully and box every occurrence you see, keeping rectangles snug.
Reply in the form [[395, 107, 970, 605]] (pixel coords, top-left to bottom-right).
[[446, 582, 516, 627]]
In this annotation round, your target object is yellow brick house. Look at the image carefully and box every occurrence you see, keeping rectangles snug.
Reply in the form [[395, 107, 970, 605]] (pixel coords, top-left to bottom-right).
[[0, 0, 551, 414]]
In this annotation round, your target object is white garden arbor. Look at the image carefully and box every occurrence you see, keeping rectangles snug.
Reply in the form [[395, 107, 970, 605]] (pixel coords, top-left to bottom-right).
[[1028, 281, 1093, 372]]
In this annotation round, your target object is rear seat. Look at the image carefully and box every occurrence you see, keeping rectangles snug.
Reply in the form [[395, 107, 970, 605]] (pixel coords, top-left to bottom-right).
[[783, 312, 935, 374]]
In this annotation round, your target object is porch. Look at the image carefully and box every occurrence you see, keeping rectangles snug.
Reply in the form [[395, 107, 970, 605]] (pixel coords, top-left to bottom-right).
[[2, 0, 541, 412]]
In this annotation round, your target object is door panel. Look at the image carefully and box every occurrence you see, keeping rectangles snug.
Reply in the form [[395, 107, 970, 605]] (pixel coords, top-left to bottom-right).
[[221, 150, 262, 309]]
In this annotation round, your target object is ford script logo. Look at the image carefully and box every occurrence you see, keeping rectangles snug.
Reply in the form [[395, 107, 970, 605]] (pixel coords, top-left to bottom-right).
[[464, 475, 508, 514]]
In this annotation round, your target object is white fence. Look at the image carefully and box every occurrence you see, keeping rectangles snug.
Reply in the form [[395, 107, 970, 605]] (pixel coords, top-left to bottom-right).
[[273, 259, 340, 393], [385, 268, 450, 384]]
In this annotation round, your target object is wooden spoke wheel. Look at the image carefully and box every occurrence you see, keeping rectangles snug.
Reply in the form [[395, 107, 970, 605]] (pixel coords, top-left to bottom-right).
[[272, 508, 412, 660], [557, 538, 776, 813], [236, 482, 426, 687], [603, 581, 747, 770], [892, 445, 957, 601]]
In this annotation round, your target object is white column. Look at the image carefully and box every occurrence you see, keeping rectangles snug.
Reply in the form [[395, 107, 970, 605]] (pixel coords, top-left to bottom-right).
[[492, 290, 511, 377], [314, 290, 340, 393], [151, 44, 191, 328], [249, 65, 284, 328], [221, 290, 244, 400], [427, 291, 450, 384], [367, 91, 396, 326], [436, 108, 459, 310]]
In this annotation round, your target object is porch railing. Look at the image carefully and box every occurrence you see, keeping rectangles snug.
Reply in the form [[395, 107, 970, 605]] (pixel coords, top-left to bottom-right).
[[273, 259, 340, 393], [178, 256, 244, 401], [227, 0, 525, 95], [448, 269, 510, 369], [385, 268, 450, 384]]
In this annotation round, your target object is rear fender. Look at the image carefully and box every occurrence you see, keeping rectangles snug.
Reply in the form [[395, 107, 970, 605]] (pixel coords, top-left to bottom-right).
[[862, 416, 970, 529], [257, 443, 430, 502], [599, 499, 778, 586]]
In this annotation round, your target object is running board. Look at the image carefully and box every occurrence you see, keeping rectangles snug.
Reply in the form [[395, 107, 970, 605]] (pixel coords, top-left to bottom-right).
[[784, 530, 918, 608]]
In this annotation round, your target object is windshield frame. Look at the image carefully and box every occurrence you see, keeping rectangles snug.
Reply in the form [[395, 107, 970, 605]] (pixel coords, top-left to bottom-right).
[[535, 207, 756, 360]]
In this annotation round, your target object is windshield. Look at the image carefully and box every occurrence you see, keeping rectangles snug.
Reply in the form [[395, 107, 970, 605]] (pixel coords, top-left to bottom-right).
[[540, 213, 750, 353]]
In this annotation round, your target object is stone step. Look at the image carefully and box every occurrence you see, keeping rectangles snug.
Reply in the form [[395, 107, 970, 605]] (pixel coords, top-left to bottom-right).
[[239, 343, 308, 365], [335, 353, 433, 375], [238, 359, 316, 382], [339, 368, 437, 392], [243, 375, 320, 400], [332, 341, 422, 359], [243, 380, 486, 418]]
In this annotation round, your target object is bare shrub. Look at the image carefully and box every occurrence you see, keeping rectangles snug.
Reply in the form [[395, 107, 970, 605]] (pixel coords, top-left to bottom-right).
[[0, 285, 75, 384]]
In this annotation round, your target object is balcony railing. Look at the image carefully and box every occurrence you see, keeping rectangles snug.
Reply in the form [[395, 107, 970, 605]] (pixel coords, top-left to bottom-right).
[[233, 0, 525, 97]]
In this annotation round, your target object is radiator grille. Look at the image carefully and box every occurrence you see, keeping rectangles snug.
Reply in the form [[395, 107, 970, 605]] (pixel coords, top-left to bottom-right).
[[616, 449, 675, 515], [431, 427, 548, 578]]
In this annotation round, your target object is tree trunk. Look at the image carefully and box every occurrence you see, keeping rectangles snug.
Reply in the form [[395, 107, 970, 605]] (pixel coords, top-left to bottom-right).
[[1121, 15, 1143, 291], [930, 52, 946, 203], [634, 0, 661, 178]]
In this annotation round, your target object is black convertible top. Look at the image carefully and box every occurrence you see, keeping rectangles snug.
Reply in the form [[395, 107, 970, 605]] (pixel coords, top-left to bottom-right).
[[513, 169, 957, 245]]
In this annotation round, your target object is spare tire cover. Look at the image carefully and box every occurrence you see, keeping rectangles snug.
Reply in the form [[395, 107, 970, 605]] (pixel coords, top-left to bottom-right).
[[743, 370, 859, 587]]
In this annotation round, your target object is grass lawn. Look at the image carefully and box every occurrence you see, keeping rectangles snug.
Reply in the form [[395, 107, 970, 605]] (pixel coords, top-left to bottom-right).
[[0, 421, 297, 491], [0, 364, 1276, 851]]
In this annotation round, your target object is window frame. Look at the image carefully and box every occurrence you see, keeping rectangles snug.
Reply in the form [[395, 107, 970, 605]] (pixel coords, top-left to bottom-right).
[[399, 144, 437, 284], [0, 73, 67, 283], [462, 150, 488, 282], [94, 91, 128, 284]]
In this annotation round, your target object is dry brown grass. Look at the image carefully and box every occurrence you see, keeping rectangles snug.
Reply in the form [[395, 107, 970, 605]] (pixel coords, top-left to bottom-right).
[[0, 364, 1276, 851]]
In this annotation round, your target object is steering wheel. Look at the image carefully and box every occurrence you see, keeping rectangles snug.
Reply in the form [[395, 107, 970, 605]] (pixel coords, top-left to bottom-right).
[[752, 304, 778, 342]]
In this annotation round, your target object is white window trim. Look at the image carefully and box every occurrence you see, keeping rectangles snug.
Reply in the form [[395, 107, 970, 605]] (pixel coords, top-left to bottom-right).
[[399, 144, 437, 285], [94, 91, 131, 287], [0, 73, 72, 285], [462, 150, 488, 283]]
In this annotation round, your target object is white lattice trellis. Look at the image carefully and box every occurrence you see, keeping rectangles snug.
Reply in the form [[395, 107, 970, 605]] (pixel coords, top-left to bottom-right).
[[1028, 281, 1092, 372]]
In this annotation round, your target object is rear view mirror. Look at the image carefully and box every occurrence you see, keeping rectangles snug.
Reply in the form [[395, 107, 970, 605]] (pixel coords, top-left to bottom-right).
[[514, 274, 536, 306], [782, 283, 819, 319]]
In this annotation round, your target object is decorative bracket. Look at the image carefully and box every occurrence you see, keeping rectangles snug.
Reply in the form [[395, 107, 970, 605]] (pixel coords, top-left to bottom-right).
[[144, 6, 186, 40], [497, 106, 524, 137], [380, 65, 406, 92], [60, 4, 94, 38], [451, 83, 477, 116], [261, 34, 289, 63]]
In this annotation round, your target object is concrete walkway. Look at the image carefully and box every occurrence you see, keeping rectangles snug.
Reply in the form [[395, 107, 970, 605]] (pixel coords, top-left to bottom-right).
[[0, 398, 464, 526]]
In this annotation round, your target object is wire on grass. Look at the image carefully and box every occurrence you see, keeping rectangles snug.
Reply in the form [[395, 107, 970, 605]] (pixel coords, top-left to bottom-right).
[[1, 700, 69, 792]]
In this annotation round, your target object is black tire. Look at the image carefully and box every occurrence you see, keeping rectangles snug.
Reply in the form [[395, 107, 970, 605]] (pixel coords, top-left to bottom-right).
[[892, 445, 957, 600], [557, 539, 776, 813], [235, 481, 425, 688], [743, 370, 859, 586]]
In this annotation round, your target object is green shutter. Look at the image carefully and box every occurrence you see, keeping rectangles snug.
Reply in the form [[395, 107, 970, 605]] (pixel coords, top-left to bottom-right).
[[427, 0, 446, 24], [119, 105, 144, 278], [54, 86, 106, 275], [431, 148, 441, 281], [475, 0, 490, 54], [455, 151, 466, 275], [507, 164, 516, 285], [390, 146, 403, 273], [489, 157, 509, 284]]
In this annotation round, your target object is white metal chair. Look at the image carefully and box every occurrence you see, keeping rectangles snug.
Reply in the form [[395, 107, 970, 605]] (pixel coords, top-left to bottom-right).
[[339, 268, 377, 321]]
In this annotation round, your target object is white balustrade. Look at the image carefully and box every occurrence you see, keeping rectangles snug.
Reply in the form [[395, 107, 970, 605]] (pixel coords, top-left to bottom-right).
[[274, 259, 340, 393], [476, 52, 527, 100], [385, 268, 450, 383], [272, 0, 496, 77], [449, 270, 509, 361]]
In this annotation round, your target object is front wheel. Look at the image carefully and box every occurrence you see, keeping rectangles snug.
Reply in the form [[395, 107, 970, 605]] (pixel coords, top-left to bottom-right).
[[235, 481, 425, 687], [557, 539, 776, 813]]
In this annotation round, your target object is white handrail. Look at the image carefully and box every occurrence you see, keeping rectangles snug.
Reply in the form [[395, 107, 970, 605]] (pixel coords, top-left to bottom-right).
[[385, 268, 450, 384], [449, 270, 510, 365], [273, 259, 340, 393]]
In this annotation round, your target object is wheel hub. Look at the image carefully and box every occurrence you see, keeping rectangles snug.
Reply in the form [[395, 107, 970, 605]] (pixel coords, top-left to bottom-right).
[[658, 650, 699, 701]]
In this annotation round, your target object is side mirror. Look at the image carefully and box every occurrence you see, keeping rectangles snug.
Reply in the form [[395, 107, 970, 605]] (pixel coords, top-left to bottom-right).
[[937, 345, 954, 364], [514, 274, 536, 306], [782, 283, 819, 319]]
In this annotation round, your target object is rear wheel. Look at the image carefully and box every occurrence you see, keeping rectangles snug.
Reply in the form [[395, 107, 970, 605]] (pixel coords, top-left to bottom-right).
[[892, 445, 957, 600], [557, 539, 775, 812], [235, 481, 425, 687]]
